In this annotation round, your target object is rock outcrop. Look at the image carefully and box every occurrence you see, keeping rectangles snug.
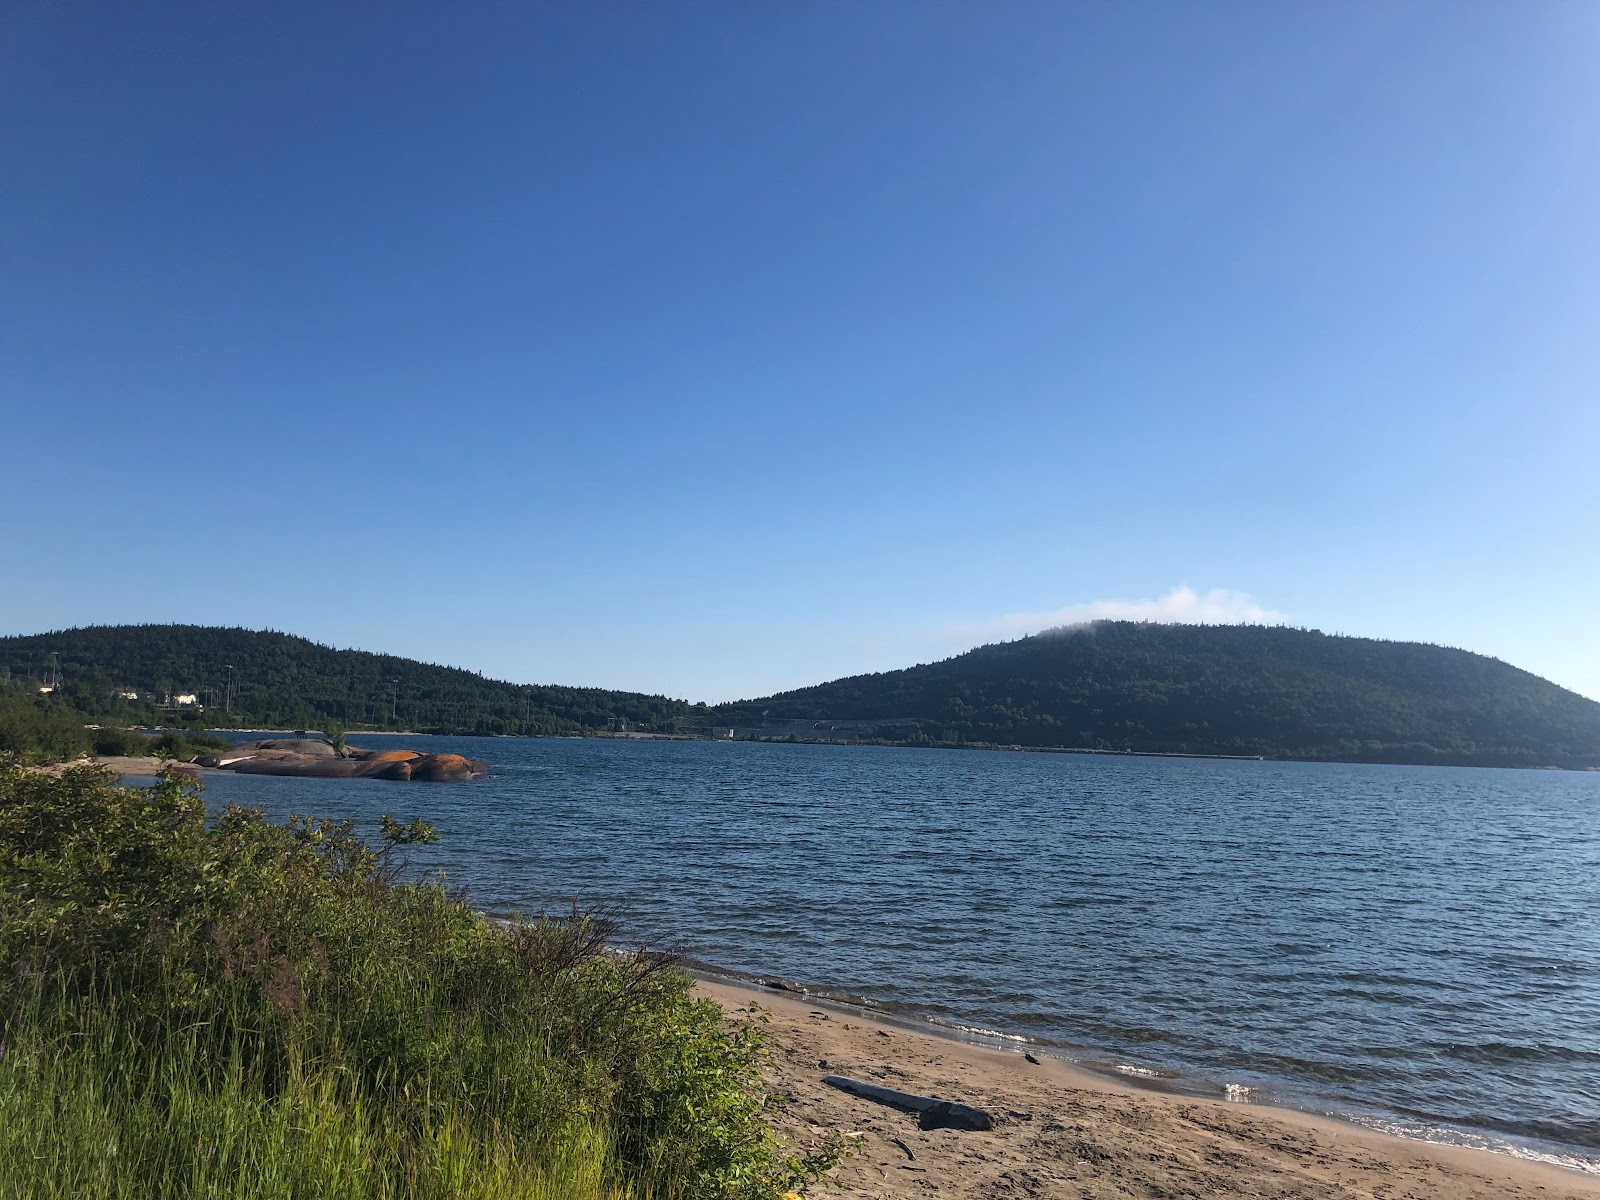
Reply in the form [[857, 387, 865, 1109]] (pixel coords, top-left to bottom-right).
[[198, 740, 487, 782]]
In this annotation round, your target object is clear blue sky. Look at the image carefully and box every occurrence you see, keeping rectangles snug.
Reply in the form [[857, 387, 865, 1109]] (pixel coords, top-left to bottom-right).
[[3, 2, 1597, 703]]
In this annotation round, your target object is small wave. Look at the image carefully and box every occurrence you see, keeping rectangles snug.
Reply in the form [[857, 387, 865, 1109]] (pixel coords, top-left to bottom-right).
[[1346, 1115, 1600, 1176], [949, 1023, 1031, 1043], [1430, 1040, 1600, 1067]]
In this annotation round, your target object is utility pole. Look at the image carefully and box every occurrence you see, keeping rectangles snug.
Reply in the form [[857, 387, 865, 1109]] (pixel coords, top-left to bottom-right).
[[391, 678, 400, 725], [225, 665, 234, 715]]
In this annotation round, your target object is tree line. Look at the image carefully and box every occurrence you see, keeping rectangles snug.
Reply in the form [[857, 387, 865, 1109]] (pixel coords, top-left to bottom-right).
[[7, 621, 1599, 768], [0, 625, 706, 740], [715, 622, 1600, 768]]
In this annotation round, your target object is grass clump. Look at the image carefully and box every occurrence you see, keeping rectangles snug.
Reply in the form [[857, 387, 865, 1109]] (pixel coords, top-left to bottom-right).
[[147, 727, 231, 761], [0, 760, 838, 1199]]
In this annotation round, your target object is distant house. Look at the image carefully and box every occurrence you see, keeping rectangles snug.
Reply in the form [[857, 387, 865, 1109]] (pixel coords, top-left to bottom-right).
[[173, 693, 200, 707], [711, 727, 736, 739], [36, 684, 54, 694], [117, 690, 140, 701]]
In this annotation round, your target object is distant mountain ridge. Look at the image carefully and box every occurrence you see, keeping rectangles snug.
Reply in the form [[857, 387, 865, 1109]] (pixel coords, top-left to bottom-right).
[[0, 625, 701, 736], [3, 622, 1597, 767], [713, 622, 1600, 768]]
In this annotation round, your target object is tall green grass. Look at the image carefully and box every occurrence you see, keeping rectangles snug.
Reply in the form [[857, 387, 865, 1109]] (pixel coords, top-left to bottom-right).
[[0, 990, 617, 1200], [0, 761, 837, 1199]]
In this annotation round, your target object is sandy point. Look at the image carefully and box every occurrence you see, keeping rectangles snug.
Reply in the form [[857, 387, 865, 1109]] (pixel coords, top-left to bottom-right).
[[696, 977, 1600, 1200]]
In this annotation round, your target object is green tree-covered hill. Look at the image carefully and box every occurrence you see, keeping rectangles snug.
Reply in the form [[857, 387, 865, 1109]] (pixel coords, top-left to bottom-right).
[[0, 625, 702, 736], [5, 622, 1597, 767], [713, 622, 1600, 767]]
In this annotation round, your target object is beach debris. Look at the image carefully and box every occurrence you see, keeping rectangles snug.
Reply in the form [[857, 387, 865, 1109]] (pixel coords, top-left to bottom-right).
[[1024, 1052, 1041, 1065], [890, 1136, 916, 1161], [822, 1075, 995, 1132]]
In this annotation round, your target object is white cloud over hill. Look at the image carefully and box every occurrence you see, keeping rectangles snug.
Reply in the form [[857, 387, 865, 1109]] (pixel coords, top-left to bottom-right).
[[943, 586, 1287, 649]]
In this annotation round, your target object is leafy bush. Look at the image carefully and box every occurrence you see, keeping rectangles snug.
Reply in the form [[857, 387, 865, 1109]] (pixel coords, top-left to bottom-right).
[[90, 724, 153, 757], [0, 762, 836, 1199], [149, 728, 231, 760], [0, 692, 91, 763]]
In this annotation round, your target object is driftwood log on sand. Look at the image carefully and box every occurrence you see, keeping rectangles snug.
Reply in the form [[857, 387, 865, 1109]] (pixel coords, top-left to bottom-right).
[[822, 1074, 996, 1131]]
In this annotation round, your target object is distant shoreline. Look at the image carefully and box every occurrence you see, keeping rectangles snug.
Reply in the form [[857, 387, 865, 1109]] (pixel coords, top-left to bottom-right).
[[208, 727, 1597, 772]]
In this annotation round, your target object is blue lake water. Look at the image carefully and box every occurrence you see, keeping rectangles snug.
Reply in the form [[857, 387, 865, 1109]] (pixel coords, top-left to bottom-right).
[[189, 734, 1600, 1170]]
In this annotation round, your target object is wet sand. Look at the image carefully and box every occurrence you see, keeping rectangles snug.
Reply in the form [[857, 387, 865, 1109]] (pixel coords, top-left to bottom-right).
[[697, 978, 1599, 1200]]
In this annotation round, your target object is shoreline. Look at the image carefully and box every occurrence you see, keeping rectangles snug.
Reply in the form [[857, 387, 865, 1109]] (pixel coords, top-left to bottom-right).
[[193, 727, 1599, 771], [88, 757, 1599, 1183], [34, 755, 220, 778], [684, 961, 1600, 1177], [697, 974, 1600, 1197]]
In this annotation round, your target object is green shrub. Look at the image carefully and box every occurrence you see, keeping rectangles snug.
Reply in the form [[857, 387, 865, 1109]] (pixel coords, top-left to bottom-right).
[[0, 693, 91, 763], [149, 728, 231, 760], [0, 761, 838, 1199], [90, 724, 153, 757]]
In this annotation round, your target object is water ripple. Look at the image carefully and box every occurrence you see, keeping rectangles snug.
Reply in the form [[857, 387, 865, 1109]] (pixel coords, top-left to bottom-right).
[[198, 736, 1600, 1167]]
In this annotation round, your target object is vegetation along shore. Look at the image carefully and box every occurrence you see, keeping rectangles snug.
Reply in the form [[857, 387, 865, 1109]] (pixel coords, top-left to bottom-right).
[[5, 622, 1600, 768], [5, 760, 1594, 1199], [0, 761, 841, 1199]]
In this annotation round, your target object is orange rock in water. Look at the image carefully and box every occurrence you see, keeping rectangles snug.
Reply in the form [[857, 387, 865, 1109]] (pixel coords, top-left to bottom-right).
[[215, 745, 483, 782], [410, 753, 488, 782]]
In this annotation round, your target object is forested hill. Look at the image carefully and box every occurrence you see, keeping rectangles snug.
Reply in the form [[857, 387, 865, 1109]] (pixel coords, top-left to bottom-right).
[[0, 625, 702, 736], [8, 622, 1599, 766], [713, 622, 1600, 768]]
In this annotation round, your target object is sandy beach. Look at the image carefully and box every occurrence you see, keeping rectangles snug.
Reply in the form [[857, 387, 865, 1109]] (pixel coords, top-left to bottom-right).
[[54, 755, 1598, 1196], [26, 755, 213, 778], [697, 978, 1599, 1200]]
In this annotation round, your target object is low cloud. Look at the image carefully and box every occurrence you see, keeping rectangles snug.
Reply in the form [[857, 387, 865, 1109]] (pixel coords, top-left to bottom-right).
[[941, 586, 1287, 649]]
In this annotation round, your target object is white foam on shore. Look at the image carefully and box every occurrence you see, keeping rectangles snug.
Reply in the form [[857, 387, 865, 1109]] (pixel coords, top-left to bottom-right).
[[1344, 1115, 1600, 1176], [950, 1023, 1030, 1043], [540, 943, 1600, 1176]]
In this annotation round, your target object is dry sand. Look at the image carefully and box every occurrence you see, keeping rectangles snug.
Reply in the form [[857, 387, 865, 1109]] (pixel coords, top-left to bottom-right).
[[697, 978, 1599, 1200], [38, 760, 1594, 1195], [97, 755, 209, 775], [27, 755, 212, 778]]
